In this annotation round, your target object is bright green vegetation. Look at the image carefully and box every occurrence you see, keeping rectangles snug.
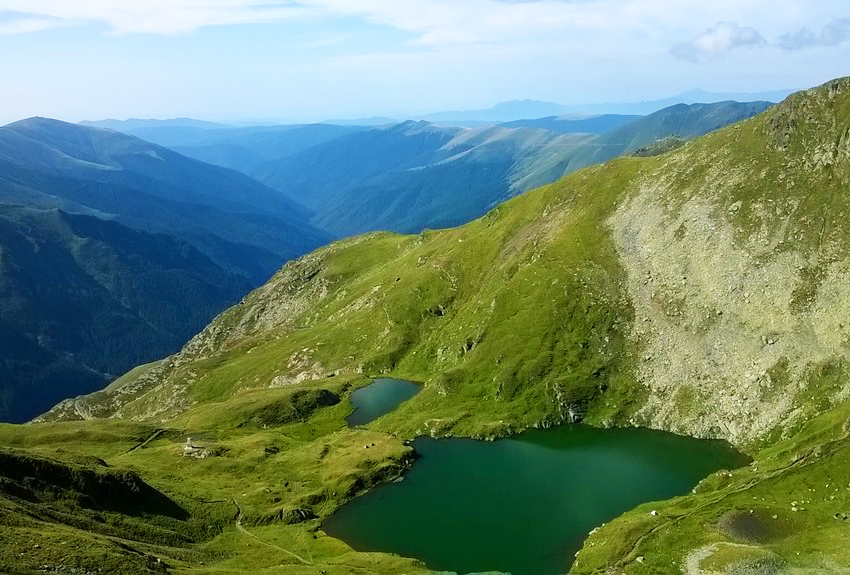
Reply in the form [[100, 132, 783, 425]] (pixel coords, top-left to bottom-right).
[[324, 426, 748, 575], [3, 79, 850, 573], [0, 382, 425, 575]]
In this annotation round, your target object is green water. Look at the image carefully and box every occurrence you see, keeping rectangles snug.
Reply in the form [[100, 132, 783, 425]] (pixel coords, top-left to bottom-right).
[[345, 378, 421, 426], [324, 424, 750, 575]]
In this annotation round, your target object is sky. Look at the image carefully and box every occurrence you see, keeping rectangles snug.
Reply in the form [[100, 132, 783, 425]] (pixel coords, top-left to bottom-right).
[[0, 0, 848, 125]]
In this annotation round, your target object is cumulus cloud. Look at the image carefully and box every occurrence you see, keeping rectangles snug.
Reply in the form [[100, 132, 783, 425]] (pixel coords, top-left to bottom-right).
[[671, 21, 766, 63], [777, 17, 850, 50]]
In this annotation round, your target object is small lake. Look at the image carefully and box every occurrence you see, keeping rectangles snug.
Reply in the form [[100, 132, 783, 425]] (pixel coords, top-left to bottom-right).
[[324, 424, 750, 575], [345, 378, 421, 426]]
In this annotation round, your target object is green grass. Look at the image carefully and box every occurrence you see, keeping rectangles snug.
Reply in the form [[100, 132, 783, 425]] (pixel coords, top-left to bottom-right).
[[572, 396, 850, 573], [0, 382, 420, 575]]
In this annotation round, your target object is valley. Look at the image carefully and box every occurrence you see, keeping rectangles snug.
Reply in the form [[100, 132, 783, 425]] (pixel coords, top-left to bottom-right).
[[116, 101, 772, 238], [0, 78, 848, 574], [3, 1, 848, 572], [0, 95, 767, 425]]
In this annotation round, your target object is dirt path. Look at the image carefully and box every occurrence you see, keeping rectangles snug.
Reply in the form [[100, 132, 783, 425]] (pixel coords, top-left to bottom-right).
[[231, 499, 313, 566], [126, 429, 167, 453]]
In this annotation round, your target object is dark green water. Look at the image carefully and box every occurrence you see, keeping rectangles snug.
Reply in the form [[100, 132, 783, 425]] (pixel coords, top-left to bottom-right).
[[345, 378, 421, 426], [324, 424, 750, 575]]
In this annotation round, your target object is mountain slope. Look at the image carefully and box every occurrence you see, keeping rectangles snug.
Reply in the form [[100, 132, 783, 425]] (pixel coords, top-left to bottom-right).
[[0, 204, 251, 422], [26, 78, 850, 574], [500, 113, 642, 134], [125, 123, 364, 175], [0, 117, 331, 284], [251, 102, 771, 237], [0, 118, 332, 422], [43, 78, 850, 443], [551, 100, 775, 174]]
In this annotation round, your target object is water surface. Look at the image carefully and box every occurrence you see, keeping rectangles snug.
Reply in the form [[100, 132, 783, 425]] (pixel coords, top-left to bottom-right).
[[324, 424, 749, 575], [345, 378, 421, 426]]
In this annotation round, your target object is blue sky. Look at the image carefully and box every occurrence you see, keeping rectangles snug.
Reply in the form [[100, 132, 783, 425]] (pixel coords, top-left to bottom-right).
[[0, 0, 848, 124]]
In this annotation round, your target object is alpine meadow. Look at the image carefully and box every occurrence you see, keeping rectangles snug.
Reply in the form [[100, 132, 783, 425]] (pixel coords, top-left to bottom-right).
[[2, 2, 850, 575]]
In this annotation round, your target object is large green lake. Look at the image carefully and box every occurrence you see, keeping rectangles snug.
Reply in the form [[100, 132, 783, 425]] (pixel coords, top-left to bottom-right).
[[325, 416, 749, 575]]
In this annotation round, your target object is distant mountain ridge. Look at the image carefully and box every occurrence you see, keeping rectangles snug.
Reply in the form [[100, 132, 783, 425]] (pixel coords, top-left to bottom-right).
[[564, 88, 793, 116], [500, 114, 643, 134], [0, 117, 330, 283], [409, 89, 790, 124], [0, 117, 331, 421], [417, 99, 577, 123], [123, 123, 366, 175], [248, 100, 774, 237], [79, 118, 232, 131], [75, 100, 772, 242]]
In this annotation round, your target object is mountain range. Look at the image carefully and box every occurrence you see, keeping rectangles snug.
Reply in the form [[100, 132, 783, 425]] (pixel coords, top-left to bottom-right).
[[117, 101, 771, 238], [250, 100, 772, 236], [0, 117, 329, 283], [0, 118, 330, 421], [12, 77, 850, 574], [0, 98, 772, 423], [409, 89, 792, 124]]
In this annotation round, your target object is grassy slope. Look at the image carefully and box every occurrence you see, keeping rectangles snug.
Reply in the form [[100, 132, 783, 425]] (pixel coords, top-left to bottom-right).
[[6, 78, 850, 574], [0, 382, 426, 575], [44, 153, 643, 435]]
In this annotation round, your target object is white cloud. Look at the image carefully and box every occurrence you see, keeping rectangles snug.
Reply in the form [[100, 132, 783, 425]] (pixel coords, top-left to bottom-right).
[[0, 13, 69, 34], [777, 16, 850, 50], [0, 2, 316, 35], [0, 0, 731, 40], [671, 21, 766, 63]]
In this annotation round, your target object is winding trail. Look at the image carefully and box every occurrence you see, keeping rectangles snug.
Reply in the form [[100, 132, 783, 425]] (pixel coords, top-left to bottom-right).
[[231, 499, 313, 566]]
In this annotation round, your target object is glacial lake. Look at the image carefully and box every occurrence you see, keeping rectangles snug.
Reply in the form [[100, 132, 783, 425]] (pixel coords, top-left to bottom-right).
[[325, 422, 750, 575], [345, 378, 422, 426]]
